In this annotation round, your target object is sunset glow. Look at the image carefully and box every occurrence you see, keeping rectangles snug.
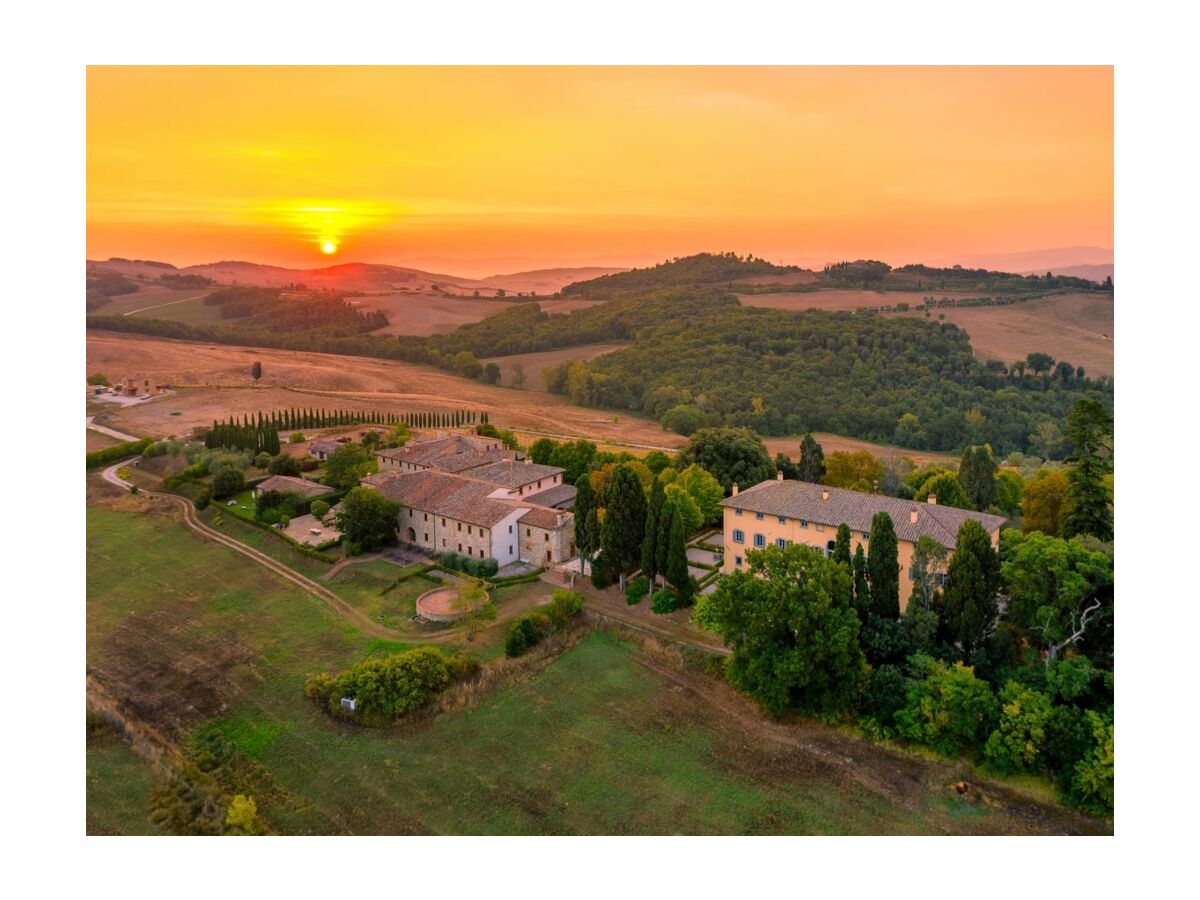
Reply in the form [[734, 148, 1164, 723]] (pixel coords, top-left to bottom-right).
[[86, 66, 1113, 272]]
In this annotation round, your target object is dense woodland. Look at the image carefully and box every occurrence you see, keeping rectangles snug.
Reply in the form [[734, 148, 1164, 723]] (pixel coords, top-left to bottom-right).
[[559, 251, 796, 298]]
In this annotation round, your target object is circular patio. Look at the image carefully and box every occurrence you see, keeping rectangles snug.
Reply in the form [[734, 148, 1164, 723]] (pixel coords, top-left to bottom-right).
[[415, 586, 489, 623]]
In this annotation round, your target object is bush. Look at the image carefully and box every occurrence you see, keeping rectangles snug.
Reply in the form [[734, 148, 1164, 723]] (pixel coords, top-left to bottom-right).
[[193, 485, 212, 511], [305, 646, 458, 721], [212, 466, 246, 500], [625, 576, 650, 605], [268, 454, 301, 476], [590, 558, 613, 589], [651, 588, 680, 614], [310, 500, 330, 520], [253, 452, 272, 469], [862, 664, 908, 733], [983, 681, 1054, 773], [289, 432, 306, 443], [545, 590, 584, 627], [86, 437, 153, 468], [505, 616, 543, 658], [895, 654, 998, 756], [433, 551, 499, 578]]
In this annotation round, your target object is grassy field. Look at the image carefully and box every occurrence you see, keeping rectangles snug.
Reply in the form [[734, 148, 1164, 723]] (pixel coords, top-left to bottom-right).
[[87, 492, 1106, 835], [481, 342, 630, 391], [346, 292, 604, 337], [92, 286, 213, 319], [86, 726, 165, 835], [325, 561, 437, 630], [86, 429, 122, 452], [736, 288, 989, 312]]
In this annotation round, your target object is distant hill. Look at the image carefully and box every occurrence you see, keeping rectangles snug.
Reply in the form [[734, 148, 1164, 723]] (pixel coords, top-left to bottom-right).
[[477, 267, 628, 295], [561, 252, 798, 297], [1019, 263, 1113, 282], [934, 246, 1113, 273]]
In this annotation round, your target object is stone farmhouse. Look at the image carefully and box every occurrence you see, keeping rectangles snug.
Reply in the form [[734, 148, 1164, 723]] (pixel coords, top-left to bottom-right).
[[360, 431, 578, 567], [253, 474, 332, 500], [720, 474, 1006, 611]]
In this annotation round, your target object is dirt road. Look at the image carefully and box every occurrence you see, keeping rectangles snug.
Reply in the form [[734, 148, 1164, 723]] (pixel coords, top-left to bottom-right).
[[87, 417, 141, 442]]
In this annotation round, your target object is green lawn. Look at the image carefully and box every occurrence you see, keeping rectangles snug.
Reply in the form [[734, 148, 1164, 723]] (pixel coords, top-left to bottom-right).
[[325, 561, 438, 630], [86, 727, 164, 835], [88, 498, 1101, 835], [218, 488, 258, 522]]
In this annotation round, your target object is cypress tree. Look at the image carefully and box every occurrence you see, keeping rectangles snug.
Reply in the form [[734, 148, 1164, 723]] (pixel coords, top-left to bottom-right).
[[665, 507, 692, 603], [655, 497, 675, 578], [641, 476, 666, 586], [600, 464, 647, 590], [853, 544, 870, 619], [798, 433, 826, 483], [959, 445, 997, 511], [1063, 399, 1114, 541], [867, 511, 900, 619], [940, 519, 1001, 658], [833, 523, 852, 567], [574, 474, 597, 574]]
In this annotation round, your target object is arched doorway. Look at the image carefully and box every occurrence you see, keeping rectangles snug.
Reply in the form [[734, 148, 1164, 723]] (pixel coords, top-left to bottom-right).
[[405, 526, 417, 543]]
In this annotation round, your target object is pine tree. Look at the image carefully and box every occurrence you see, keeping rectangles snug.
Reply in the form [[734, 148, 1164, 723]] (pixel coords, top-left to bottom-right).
[[867, 511, 900, 618], [959, 445, 997, 511], [833, 523, 852, 567], [1063, 399, 1113, 541], [641, 476, 666, 586]]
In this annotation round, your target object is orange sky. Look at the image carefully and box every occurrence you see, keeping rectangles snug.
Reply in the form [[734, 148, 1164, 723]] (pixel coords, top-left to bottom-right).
[[87, 66, 1112, 275]]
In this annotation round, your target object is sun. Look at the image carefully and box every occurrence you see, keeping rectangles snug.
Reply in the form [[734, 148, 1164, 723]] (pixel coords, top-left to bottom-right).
[[320, 239, 338, 255]]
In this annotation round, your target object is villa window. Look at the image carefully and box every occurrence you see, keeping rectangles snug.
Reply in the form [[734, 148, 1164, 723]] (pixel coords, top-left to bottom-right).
[[778, 516, 787, 524], [800, 520, 809, 528], [508, 524, 513, 533], [734, 556, 743, 567], [732, 529, 745, 544], [458, 543, 462, 552], [423, 533, 428, 542], [753, 534, 766, 548], [735, 508, 743, 517], [862, 532, 870, 540], [755, 512, 764, 521], [775, 538, 787, 549], [423, 513, 428, 521]]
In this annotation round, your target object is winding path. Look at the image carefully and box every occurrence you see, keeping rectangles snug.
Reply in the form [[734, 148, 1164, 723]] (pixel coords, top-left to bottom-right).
[[121, 290, 212, 317], [87, 417, 141, 443]]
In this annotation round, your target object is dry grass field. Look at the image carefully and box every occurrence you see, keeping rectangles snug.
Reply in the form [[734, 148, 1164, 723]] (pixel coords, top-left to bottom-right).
[[350, 293, 604, 336], [87, 332, 960, 465], [894, 292, 1113, 376], [737, 289, 989, 312], [91, 286, 213, 319], [481, 342, 630, 390]]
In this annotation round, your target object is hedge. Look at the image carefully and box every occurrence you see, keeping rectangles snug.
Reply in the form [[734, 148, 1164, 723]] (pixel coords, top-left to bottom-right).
[[86, 437, 152, 468]]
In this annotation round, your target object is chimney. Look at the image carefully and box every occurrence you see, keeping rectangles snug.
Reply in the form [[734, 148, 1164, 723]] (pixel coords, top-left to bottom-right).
[[926, 495, 937, 505], [776, 470, 783, 481], [910, 508, 919, 524], [732, 482, 739, 496], [525, 455, 532, 465], [821, 490, 830, 501]]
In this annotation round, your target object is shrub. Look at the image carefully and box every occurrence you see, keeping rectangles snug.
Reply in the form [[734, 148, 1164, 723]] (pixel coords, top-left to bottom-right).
[[895, 654, 998, 757], [862, 664, 908, 733], [625, 576, 650, 606], [651, 588, 680, 614], [304, 646, 457, 721], [193, 485, 212, 511], [254, 452, 272, 468], [983, 680, 1054, 773], [1067, 712, 1113, 815], [289, 432, 306, 443], [268, 454, 301, 476], [310, 500, 330, 520], [86, 437, 153, 469], [545, 590, 584, 627], [505, 616, 543, 658], [212, 466, 246, 499]]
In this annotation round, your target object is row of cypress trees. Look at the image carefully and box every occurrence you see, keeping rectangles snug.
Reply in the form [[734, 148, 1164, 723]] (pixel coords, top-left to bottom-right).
[[203, 407, 491, 451]]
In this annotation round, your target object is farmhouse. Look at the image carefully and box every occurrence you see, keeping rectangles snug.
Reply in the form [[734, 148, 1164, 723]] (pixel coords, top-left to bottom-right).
[[362, 466, 575, 567], [308, 439, 341, 461], [253, 474, 331, 499], [719, 475, 1006, 610], [374, 431, 520, 474], [119, 374, 157, 397]]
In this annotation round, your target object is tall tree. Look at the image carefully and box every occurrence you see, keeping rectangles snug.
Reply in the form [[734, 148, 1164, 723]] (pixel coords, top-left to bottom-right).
[[674, 464, 724, 525], [853, 544, 871, 619], [600, 464, 647, 589], [573, 474, 597, 574], [939, 520, 1001, 658], [665, 506, 693, 604], [250, 361, 262, 383], [1063, 400, 1113, 541], [1021, 470, 1070, 536], [832, 523, 852, 567], [867, 512, 900, 619], [797, 433, 826, 483], [641, 475, 666, 586], [959, 445, 997, 511], [335, 487, 400, 552], [676, 427, 775, 493]]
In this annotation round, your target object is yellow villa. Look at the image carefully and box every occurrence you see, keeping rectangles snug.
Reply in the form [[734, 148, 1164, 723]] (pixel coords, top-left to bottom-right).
[[719, 474, 1006, 610]]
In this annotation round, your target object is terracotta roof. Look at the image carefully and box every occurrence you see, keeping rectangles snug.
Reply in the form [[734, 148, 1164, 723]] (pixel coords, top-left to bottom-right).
[[518, 507, 565, 529], [309, 439, 340, 454], [255, 475, 331, 498], [430, 447, 523, 474], [363, 470, 520, 529], [466, 459, 564, 489], [375, 433, 505, 469], [524, 483, 577, 509], [720, 479, 1006, 546]]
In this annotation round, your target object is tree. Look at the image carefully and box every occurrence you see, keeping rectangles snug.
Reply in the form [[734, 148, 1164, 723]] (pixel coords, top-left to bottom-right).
[[250, 361, 263, 383], [528, 438, 558, 465], [664, 484, 702, 534], [641, 476, 666, 586], [1068, 712, 1114, 815], [832, 523, 852, 567], [894, 413, 925, 448], [268, 453, 301, 476], [695, 543, 865, 715], [481, 362, 501, 384], [914, 471, 971, 510], [1001, 529, 1112, 663], [939, 520, 1001, 658], [822, 451, 883, 493], [323, 443, 377, 490], [1021, 470, 1070, 536], [774, 453, 798, 480], [224, 795, 261, 835], [661, 404, 704, 436], [1063, 399, 1113, 541], [573, 474, 597, 575], [983, 681, 1054, 773], [866, 511, 899, 619], [1025, 352, 1056, 377], [677, 427, 775, 493], [211, 466, 245, 499], [642, 450, 671, 474], [852, 544, 870, 618], [548, 438, 598, 484], [335, 486, 400, 551], [797, 433, 826, 483], [452, 351, 483, 379], [674, 464, 724, 524], [908, 534, 950, 611], [1028, 420, 1064, 460], [958, 445, 997, 511], [895, 655, 998, 756], [310, 499, 331, 520], [600, 464, 647, 589], [664, 505, 693, 604], [510, 362, 527, 389], [995, 470, 1024, 515]]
